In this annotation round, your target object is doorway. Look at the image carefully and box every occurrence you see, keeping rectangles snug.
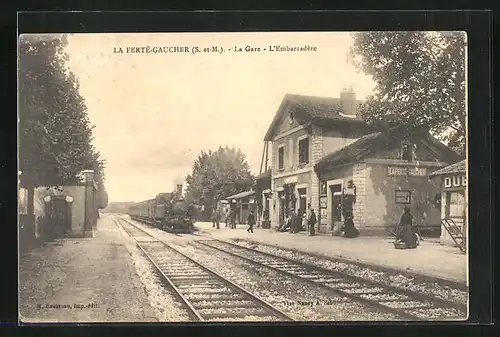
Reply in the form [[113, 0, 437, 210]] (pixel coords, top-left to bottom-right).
[[330, 184, 342, 228], [47, 196, 72, 239], [298, 188, 307, 214]]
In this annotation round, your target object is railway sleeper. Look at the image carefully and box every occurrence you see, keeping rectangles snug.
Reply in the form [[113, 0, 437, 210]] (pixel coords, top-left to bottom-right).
[[198, 307, 270, 319], [194, 300, 261, 309], [186, 294, 247, 302], [174, 280, 222, 286]]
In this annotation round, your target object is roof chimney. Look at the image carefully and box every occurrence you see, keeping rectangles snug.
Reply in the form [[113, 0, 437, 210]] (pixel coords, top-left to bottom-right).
[[340, 86, 357, 117]]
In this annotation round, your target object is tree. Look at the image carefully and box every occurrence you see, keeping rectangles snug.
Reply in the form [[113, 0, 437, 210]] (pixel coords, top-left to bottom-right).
[[19, 34, 108, 235], [348, 31, 466, 155], [185, 146, 255, 211]]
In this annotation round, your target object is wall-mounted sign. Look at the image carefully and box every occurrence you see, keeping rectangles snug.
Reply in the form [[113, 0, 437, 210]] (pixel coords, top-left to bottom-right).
[[444, 175, 467, 189], [320, 208, 327, 219], [388, 166, 427, 177], [319, 196, 327, 208], [320, 182, 327, 196], [395, 190, 412, 204], [284, 175, 297, 184]]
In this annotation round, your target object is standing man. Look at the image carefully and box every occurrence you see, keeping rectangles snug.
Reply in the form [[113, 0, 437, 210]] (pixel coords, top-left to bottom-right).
[[214, 206, 221, 229], [247, 210, 255, 233], [211, 208, 216, 228], [289, 210, 298, 233], [308, 206, 317, 236]]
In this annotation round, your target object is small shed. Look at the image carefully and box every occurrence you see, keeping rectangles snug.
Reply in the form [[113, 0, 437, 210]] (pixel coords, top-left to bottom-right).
[[429, 160, 467, 247], [226, 190, 256, 224]]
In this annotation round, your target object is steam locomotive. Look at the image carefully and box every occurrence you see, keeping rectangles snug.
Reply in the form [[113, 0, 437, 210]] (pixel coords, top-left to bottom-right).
[[128, 184, 198, 234]]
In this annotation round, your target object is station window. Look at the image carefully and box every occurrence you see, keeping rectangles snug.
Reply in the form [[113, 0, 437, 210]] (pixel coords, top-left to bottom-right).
[[298, 138, 309, 164], [446, 191, 465, 218], [278, 146, 284, 170]]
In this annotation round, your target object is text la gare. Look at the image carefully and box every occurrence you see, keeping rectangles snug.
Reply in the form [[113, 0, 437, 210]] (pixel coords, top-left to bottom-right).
[[235, 46, 261, 52]]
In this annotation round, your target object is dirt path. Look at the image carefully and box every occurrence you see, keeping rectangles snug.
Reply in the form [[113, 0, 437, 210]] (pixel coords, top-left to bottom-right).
[[19, 214, 157, 323]]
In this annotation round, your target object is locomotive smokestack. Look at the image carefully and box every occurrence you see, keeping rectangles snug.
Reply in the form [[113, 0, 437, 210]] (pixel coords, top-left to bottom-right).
[[176, 184, 183, 196]]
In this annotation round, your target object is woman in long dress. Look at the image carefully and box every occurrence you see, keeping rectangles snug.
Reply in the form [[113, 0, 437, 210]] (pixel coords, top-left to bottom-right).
[[396, 207, 418, 249], [343, 211, 360, 238]]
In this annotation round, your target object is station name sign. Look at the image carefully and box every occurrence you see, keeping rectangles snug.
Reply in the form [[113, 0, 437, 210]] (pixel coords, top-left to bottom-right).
[[444, 174, 467, 189], [388, 166, 427, 177]]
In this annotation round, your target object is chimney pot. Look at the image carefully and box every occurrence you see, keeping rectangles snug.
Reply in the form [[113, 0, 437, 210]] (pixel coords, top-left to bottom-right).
[[340, 86, 357, 117]]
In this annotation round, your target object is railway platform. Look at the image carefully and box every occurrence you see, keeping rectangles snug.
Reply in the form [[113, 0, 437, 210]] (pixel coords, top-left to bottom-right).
[[19, 213, 157, 323], [194, 222, 467, 285]]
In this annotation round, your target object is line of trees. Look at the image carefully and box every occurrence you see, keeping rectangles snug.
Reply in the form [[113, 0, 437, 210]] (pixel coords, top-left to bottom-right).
[[185, 146, 254, 215], [349, 31, 466, 156], [19, 34, 108, 238]]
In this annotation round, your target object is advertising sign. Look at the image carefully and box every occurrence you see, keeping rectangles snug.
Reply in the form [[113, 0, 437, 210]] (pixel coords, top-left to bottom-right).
[[395, 190, 411, 204]]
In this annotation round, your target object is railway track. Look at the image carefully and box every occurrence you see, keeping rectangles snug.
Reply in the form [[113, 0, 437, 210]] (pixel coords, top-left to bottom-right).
[[195, 239, 467, 321], [115, 217, 293, 322]]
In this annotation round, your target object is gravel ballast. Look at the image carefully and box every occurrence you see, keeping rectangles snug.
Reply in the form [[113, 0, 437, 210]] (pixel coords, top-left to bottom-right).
[[230, 239, 468, 306], [116, 221, 193, 321], [169, 241, 399, 321]]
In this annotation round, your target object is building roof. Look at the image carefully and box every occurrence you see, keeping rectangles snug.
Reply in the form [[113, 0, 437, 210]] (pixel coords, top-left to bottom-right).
[[315, 131, 383, 171], [264, 94, 366, 141], [429, 160, 467, 177], [225, 190, 255, 200], [315, 127, 462, 173]]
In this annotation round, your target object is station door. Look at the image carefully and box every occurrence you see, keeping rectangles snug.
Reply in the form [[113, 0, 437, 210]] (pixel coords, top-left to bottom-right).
[[47, 196, 72, 239]]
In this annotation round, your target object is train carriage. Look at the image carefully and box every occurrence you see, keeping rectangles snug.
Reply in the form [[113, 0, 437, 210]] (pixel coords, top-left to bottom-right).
[[128, 184, 196, 233]]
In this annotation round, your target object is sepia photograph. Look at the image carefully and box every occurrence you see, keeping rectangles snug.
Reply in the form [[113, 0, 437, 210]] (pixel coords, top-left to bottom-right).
[[18, 31, 468, 323]]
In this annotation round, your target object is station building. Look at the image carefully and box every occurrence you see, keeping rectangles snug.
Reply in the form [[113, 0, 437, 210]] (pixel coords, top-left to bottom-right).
[[314, 129, 461, 235], [18, 170, 99, 240], [225, 189, 256, 224], [263, 88, 462, 235], [428, 160, 467, 246]]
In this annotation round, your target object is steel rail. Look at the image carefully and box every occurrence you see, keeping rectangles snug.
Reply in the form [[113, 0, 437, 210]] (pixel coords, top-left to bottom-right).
[[196, 239, 466, 321], [117, 216, 294, 321], [115, 218, 204, 321], [196, 237, 467, 311]]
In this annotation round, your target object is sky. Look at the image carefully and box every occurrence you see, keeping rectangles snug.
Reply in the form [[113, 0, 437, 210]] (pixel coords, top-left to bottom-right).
[[63, 32, 376, 202]]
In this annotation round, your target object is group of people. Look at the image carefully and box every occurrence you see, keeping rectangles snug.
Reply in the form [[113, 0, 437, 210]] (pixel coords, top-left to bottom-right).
[[211, 208, 235, 229], [277, 208, 305, 234], [209, 180, 419, 250], [277, 206, 319, 237], [211, 208, 253, 231]]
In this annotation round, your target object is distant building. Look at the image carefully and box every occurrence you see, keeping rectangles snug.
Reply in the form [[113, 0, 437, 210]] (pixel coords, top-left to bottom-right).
[[225, 190, 256, 224], [263, 88, 461, 234]]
